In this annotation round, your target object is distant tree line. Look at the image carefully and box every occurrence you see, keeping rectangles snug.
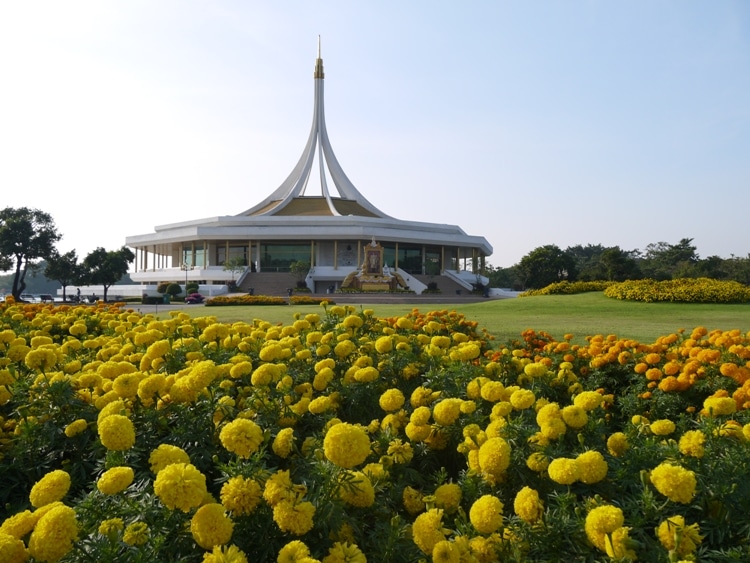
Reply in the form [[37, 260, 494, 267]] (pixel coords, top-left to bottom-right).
[[486, 238, 750, 291], [0, 207, 134, 302]]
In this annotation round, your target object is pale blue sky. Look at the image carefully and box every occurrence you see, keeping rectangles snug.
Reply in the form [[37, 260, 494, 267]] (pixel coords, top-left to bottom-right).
[[1, 1, 748, 268]]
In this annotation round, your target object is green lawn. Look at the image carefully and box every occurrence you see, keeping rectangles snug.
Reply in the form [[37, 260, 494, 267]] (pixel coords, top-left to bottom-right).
[[165, 293, 750, 345]]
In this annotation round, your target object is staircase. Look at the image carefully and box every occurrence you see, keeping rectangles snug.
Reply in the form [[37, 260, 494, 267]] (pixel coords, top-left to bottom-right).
[[237, 272, 300, 296], [413, 274, 473, 295]]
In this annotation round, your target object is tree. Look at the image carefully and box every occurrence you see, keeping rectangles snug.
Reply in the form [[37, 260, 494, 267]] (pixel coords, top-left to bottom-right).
[[599, 246, 642, 281], [223, 256, 247, 291], [44, 250, 84, 302], [516, 245, 577, 290], [81, 246, 135, 302], [0, 207, 61, 299], [640, 238, 698, 280]]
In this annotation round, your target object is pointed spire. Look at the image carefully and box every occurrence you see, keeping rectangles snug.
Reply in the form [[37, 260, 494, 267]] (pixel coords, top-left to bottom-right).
[[237, 40, 390, 219], [314, 35, 324, 79]]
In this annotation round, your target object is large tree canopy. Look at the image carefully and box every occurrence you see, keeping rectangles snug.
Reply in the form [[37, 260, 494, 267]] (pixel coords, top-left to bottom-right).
[[45, 250, 85, 302], [82, 246, 135, 302], [516, 244, 578, 290], [0, 207, 61, 299]]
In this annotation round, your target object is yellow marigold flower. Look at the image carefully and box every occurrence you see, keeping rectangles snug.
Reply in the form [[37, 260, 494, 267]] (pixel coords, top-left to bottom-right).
[[220, 476, 262, 516], [450, 342, 480, 361], [64, 418, 88, 438], [433, 398, 463, 426], [322, 541, 367, 563], [702, 395, 736, 416], [137, 374, 167, 406], [277, 540, 310, 563], [584, 505, 624, 552], [607, 432, 629, 457], [153, 462, 207, 512], [576, 450, 608, 484], [469, 494, 504, 534], [229, 361, 253, 380], [149, 443, 190, 473], [536, 402, 561, 426], [373, 335, 393, 354], [334, 339, 357, 358], [604, 527, 637, 560], [0, 510, 35, 539], [272, 500, 315, 536], [219, 418, 264, 459], [0, 531, 27, 563], [24, 347, 58, 372], [97, 414, 136, 451], [540, 418, 567, 440], [432, 539, 460, 563], [573, 390, 603, 411], [513, 486, 543, 524], [203, 544, 248, 563], [410, 386, 438, 407], [338, 471, 374, 508], [678, 430, 705, 458], [98, 517, 124, 537], [353, 366, 379, 383], [123, 521, 149, 546], [403, 486, 424, 515], [561, 405, 588, 429], [656, 515, 703, 557], [650, 462, 697, 504], [509, 389, 535, 410], [379, 388, 405, 412], [650, 419, 676, 436], [250, 363, 281, 386], [96, 466, 134, 495], [273, 427, 295, 458], [410, 406, 432, 425], [28, 504, 78, 562], [387, 439, 414, 464], [29, 469, 71, 508], [191, 503, 234, 550], [412, 508, 447, 555], [526, 452, 549, 473], [263, 470, 302, 508], [113, 372, 141, 400], [323, 423, 370, 468], [434, 483, 462, 514], [547, 457, 580, 485], [312, 367, 335, 391], [395, 317, 413, 330], [523, 362, 548, 378], [477, 437, 511, 482]]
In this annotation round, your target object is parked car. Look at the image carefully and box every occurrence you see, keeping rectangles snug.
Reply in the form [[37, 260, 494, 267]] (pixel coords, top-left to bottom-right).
[[20, 293, 41, 303], [38, 294, 55, 303], [185, 292, 205, 304]]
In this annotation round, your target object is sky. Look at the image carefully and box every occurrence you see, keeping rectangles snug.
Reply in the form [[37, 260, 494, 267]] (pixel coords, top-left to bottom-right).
[[1, 1, 749, 269]]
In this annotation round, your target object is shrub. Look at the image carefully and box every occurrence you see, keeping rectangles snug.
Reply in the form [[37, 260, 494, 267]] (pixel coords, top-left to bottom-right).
[[605, 278, 750, 303]]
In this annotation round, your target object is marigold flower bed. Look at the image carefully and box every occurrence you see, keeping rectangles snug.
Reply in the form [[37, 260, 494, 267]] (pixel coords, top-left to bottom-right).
[[1, 298, 749, 562]]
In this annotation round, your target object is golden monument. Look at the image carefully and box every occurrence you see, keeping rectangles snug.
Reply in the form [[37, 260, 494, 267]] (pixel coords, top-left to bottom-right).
[[341, 237, 407, 291]]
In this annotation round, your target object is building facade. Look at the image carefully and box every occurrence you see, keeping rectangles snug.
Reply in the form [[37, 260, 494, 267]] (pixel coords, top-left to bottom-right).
[[126, 43, 492, 294]]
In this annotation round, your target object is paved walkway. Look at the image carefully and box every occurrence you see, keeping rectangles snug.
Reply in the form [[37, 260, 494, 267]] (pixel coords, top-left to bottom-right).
[[125, 292, 507, 315]]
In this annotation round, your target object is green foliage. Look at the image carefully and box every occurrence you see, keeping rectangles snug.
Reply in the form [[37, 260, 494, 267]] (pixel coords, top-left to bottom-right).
[[82, 246, 135, 302], [0, 206, 61, 298], [165, 283, 182, 297], [516, 244, 578, 289], [156, 282, 170, 294]]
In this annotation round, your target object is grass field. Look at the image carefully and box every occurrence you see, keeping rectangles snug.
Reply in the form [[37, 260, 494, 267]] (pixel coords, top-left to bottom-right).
[[164, 292, 750, 345]]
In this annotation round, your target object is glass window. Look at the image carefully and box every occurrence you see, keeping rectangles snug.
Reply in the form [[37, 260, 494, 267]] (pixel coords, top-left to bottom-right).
[[260, 243, 310, 272]]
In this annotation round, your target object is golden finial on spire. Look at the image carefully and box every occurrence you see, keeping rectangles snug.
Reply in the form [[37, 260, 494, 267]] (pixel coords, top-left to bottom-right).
[[314, 35, 324, 79]]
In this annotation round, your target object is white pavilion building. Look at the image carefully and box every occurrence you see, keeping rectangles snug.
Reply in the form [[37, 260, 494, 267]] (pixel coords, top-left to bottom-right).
[[125, 44, 492, 295]]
